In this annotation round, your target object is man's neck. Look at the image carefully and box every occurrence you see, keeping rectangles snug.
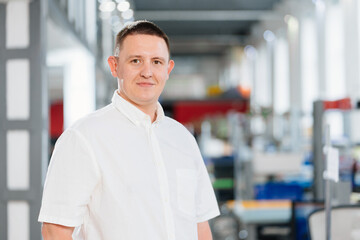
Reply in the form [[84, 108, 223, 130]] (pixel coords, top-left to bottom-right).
[[136, 103, 157, 123], [116, 91, 157, 123]]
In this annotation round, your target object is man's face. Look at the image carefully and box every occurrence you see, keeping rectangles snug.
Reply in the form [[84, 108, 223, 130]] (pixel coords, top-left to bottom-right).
[[108, 34, 174, 110]]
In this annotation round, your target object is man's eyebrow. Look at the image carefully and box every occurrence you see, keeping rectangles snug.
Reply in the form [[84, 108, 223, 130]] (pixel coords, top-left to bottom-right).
[[152, 57, 166, 61], [126, 55, 142, 60], [126, 55, 167, 62]]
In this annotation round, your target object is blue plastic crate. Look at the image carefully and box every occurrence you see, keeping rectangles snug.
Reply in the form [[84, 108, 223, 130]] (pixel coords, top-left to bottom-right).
[[255, 182, 304, 201]]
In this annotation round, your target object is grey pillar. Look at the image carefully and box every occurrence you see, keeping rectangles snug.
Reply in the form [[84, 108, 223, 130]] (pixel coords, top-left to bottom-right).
[[267, 39, 275, 139], [0, 0, 47, 239], [313, 100, 325, 200], [0, 4, 7, 238]]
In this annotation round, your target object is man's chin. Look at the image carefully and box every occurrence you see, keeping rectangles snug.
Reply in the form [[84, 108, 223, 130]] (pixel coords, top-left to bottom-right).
[[132, 96, 159, 106]]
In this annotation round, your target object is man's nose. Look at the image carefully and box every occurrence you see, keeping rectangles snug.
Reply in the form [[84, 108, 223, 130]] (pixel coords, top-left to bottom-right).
[[140, 61, 153, 78]]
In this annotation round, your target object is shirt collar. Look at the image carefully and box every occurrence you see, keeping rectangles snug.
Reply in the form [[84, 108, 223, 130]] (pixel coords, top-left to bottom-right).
[[111, 91, 165, 126]]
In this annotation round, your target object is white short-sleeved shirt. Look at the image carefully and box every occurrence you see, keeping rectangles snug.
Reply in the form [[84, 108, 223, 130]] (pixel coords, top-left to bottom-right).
[[38, 91, 220, 240]]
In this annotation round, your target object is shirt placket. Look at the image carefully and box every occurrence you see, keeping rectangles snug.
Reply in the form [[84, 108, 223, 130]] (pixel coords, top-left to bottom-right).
[[145, 123, 176, 240]]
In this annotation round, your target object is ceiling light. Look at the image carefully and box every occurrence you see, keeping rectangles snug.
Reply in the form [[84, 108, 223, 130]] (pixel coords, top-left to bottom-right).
[[121, 9, 134, 20], [284, 14, 291, 23], [287, 17, 299, 33], [244, 45, 257, 59], [263, 30, 275, 42], [99, 1, 116, 12], [117, 1, 130, 12], [284, 15, 299, 33]]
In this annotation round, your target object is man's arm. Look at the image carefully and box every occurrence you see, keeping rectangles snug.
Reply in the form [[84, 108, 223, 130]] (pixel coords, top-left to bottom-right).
[[41, 222, 74, 240], [197, 221, 213, 240]]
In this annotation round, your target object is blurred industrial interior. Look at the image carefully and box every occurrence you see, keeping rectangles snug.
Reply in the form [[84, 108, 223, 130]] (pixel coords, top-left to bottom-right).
[[1, 0, 360, 239]]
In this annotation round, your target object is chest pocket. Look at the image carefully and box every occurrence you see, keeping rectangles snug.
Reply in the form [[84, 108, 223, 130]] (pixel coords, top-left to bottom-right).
[[176, 169, 197, 217]]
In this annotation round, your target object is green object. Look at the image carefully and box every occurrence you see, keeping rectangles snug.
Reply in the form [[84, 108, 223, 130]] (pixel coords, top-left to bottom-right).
[[213, 178, 234, 189]]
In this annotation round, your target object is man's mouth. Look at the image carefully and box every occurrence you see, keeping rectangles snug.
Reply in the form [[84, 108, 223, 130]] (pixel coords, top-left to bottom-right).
[[137, 82, 155, 87]]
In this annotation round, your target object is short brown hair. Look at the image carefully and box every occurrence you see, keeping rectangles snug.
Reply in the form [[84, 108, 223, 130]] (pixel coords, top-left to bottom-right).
[[115, 20, 170, 55]]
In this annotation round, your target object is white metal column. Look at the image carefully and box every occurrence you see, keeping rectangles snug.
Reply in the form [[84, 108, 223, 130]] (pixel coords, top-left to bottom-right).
[[316, 0, 327, 99], [343, 0, 360, 102], [287, 13, 302, 152], [0, 0, 47, 239]]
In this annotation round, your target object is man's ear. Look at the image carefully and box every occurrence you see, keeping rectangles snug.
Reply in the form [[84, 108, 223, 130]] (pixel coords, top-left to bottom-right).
[[107, 56, 118, 77], [167, 60, 175, 75]]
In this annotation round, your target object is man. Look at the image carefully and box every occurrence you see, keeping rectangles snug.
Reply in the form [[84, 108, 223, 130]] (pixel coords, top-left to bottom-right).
[[39, 20, 220, 240]]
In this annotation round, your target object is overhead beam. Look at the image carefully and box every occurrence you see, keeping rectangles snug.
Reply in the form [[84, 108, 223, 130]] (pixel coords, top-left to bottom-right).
[[135, 10, 282, 21], [169, 34, 247, 55], [171, 34, 246, 44]]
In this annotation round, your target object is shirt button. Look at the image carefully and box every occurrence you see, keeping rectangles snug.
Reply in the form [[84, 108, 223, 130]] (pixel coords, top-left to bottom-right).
[[164, 197, 169, 203]]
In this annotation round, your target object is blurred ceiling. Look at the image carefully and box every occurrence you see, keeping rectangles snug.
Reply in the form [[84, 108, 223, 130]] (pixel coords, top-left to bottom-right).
[[134, 0, 282, 55]]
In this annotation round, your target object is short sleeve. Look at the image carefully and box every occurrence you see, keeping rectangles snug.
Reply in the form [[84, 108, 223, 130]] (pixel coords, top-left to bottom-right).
[[194, 146, 220, 222], [38, 129, 101, 227]]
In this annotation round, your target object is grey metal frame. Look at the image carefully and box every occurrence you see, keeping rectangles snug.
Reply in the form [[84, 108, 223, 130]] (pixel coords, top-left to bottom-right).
[[0, 0, 47, 239], [313, 100, 325, 200], [0, 4, 8, 238]]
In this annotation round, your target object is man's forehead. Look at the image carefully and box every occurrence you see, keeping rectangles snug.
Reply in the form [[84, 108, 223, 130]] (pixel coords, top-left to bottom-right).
[[123, 34, 167, 47], [118, 34, 170, 58]]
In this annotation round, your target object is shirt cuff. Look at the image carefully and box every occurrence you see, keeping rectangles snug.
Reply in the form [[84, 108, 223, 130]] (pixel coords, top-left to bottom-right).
[[38, 203, 85, 227]]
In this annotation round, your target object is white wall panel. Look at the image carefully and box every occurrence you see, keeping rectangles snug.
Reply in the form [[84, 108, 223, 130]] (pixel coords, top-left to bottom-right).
[[343, 0, 360, 102], [325, 4, 346, 99], [8, 201, 29, 240], [7, 131, 30, 190], [274, 37, 290, 114], [6, 1, 29, 48], [301, 17, 319, 113], [254, 44, 271, 107], [6, 59, 30, 120]]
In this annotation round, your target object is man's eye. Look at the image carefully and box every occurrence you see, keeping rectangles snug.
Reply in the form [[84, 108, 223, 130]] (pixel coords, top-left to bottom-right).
[[154, 60, 162, 65], [131, 59, 140, 64]]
